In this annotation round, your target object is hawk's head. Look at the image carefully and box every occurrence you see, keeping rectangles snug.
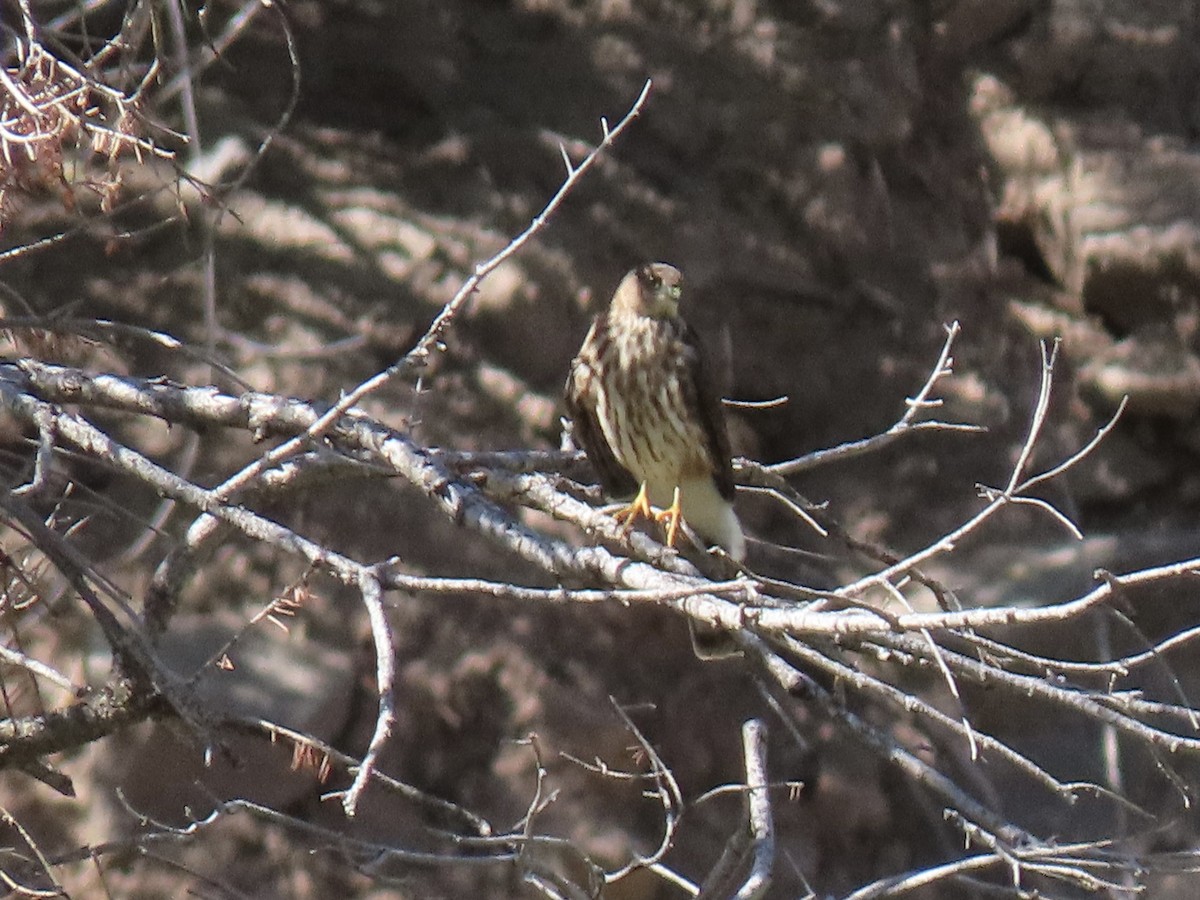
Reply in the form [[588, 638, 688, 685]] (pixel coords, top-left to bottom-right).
[[612, 262, 683, 319]]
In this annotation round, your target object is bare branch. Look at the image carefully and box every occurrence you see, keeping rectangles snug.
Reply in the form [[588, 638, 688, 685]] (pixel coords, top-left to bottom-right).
[[735, 719, 774, 900], [341, 569, 394, 817], [206, 80, 653, 518], [767, 321, 982, 477], [3, 15, 1198, 891]]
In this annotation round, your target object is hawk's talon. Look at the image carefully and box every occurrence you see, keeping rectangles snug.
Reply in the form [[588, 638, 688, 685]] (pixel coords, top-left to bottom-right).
[[613, 482, 654, 533], [653, 486, 684, 548], [614, 483, 685, 550]]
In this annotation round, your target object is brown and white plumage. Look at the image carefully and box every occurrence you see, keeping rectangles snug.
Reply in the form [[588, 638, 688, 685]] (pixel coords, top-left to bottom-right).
[[565, 262, 745, 561]]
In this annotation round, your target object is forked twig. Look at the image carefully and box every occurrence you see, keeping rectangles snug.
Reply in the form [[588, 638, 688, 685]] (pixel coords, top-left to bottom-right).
[[767, 321, 982, 477]]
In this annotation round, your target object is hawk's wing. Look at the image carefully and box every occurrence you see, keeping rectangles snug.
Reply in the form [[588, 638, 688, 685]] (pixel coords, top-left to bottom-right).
[[679, 321, 737, 503], [564, 317, 639, 498]]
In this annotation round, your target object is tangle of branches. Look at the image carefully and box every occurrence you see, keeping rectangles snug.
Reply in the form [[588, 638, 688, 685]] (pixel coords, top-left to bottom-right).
[[4, 4, 1200, 899]]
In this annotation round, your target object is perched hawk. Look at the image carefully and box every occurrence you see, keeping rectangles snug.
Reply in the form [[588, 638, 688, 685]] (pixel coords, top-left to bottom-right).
[[565, 262, 745, 561]]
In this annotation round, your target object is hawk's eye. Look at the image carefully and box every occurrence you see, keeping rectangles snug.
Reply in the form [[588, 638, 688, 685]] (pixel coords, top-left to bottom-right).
[[650, 274, 662, 288]]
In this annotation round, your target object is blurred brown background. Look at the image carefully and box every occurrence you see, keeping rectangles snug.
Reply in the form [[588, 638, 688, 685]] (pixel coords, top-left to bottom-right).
[[6, 0, 1200, 896]]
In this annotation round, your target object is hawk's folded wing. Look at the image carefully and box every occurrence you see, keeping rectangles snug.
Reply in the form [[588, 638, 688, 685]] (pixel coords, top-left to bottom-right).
[[564, 317, 639, 498]]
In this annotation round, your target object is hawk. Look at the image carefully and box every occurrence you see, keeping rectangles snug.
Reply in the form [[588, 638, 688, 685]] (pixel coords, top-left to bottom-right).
[[565, 262, 745, 561]]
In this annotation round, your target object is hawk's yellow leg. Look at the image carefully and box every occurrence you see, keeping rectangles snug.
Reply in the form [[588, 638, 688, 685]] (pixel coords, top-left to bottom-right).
[[614, 484, 684, 549], [654, 486, 684, 548], [613, 482, 655, 531]]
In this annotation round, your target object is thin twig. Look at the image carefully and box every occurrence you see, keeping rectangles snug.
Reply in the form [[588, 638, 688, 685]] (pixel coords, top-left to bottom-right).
[[767, 321, 982, 477]]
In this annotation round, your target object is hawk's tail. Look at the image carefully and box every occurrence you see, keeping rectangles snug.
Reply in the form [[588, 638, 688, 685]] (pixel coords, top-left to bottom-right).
[[680, 477, 746, 562]]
